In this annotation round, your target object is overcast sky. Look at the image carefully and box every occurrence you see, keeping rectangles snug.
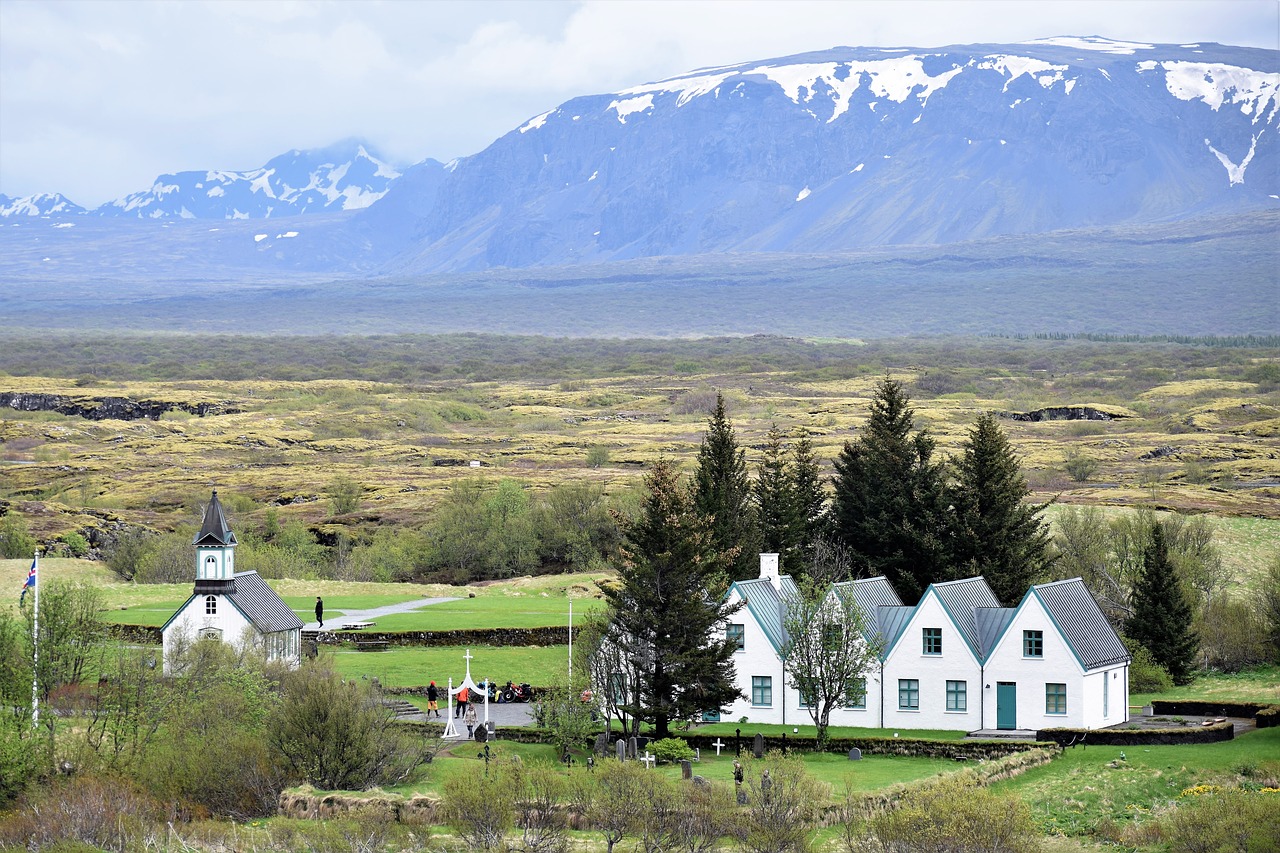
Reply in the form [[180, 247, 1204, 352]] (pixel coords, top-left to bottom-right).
[[1, 0, 1275, 207]]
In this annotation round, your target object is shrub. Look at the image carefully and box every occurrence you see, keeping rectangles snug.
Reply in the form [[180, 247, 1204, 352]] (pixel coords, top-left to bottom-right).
[[650, 736, 696, 765], [59, 531, 90, 558], [1125, 638, 1174, 693], [854, 777, 1040, 853], [512, 762, 567, 853], [1164, 787, 1280, 853], [0, 775, 166, 852], [327, 477, 362, 515], [1198, 597, 1271, 673], [1063, 450, 1100, 483], [586, 445, 610, 468], [0, 513, 36, 559], [735, 752, 829, 853], [439, 756, 516, 850]]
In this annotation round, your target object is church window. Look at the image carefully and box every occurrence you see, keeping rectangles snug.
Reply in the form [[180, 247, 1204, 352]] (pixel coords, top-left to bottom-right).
[[205, 595, 217, 615]]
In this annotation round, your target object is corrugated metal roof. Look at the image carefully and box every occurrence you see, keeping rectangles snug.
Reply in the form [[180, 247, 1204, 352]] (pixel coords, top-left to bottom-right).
[[876, 606, 914, 653], [932, 576, 1001, 654], [229, 571, 303, 633], [734, 576, 798, 653], [976, 607, 1016, 658], [193, 490, 237, 547], [1035, 578, 1130, 670], [835, 576, 903, 641]]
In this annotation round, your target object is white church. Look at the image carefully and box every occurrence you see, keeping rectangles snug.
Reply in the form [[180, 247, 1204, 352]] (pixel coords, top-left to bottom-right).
[[161, 491, 303, 671]]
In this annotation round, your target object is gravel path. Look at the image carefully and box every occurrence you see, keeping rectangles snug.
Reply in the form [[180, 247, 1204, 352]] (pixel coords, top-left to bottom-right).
[[310, 596, 462, 631]]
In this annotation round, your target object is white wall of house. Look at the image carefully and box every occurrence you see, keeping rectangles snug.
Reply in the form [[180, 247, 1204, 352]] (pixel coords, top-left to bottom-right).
[[721, 587, 792, 725], [162, 594, 253, 671], [881, 592, 983, 731]]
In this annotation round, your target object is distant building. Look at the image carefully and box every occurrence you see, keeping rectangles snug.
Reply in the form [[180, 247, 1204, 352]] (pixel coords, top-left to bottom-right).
[[160, 490, 303, 671], [719, 555, 1130, 732]]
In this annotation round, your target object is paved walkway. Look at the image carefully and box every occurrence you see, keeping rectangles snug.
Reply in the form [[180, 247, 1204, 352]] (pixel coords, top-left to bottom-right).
[[308, 596, 461, 631], [402, 695, 538, 728]]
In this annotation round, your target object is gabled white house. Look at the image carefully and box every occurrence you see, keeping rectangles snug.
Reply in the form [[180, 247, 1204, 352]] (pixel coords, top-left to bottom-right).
[[161, 491, 303, 672], [719, 555, 1130, 732]]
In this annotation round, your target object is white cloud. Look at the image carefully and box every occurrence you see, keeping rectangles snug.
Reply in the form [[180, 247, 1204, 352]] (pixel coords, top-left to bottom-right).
[[0, 0, 1274, 206]]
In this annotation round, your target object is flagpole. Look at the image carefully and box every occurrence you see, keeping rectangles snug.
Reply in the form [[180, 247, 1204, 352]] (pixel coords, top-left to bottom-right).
[[31, 550, 39, 729]]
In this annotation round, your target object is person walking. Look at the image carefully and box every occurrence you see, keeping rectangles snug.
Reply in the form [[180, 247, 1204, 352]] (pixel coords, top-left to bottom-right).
[[464, 702, 478, 738], [455, 685, 470, 717], [427, 681, 440, 718], [315, 596, 324, 628]]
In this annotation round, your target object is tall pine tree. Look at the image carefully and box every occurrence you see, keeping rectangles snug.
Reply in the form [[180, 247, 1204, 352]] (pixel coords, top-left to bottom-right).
[[754, 425, 797, 562], [949, 413, 1054, 606], [692, 393, 761, 582], [788, 428, 828, 565], [1126, 524, 1199, 685], [830, 378, 951, 600], [603, 459, 744, 738]]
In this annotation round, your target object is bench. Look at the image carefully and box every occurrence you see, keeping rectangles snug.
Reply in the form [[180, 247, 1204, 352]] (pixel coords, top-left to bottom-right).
[[345, 621, 376, 630], [355, 640, 388, 652]]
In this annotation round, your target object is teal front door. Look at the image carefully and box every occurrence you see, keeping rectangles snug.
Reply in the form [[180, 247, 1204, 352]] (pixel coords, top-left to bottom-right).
[[996, 682, 1017, 730]]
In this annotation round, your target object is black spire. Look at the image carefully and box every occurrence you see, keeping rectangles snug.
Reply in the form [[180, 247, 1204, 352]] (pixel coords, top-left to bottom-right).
[[193, 490, 238, 547]]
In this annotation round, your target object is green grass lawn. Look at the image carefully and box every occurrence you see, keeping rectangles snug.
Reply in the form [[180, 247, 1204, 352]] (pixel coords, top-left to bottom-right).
[[991, 725, 1280, 837], [329, 644, 573, 688], [372, 595, 605, 631], [1131, 664, 1280, 707], [687, 721, 968, 741]]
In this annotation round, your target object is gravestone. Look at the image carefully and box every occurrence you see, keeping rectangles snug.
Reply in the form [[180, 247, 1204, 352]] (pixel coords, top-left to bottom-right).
[[616, 740, 627, 762], [692, 775, 708, 786], [594, 733, 609, 756], [847, 747, 862, 761], [474, 727, 487, 743], [680, 760, 692, 780], [486, 720, 496, 735], [694, 748, 700, 762], [628, 736, 639, 759], [753, 733, 765, 759]]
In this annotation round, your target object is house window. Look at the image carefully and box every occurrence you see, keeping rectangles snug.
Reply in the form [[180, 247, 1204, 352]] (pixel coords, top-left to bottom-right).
[[199, 627, 221, 640], [727, 623, 745, 651], [798, 677, 816, 708], [751, 676, 772, 707], [1024, 630, 1043, 658], [923, 627, 942, 655], [610, 673, 626, 703], [205, 595, 217, 615], [946, 680, 967, 712], [898, 679, 919, 710], [845, 677, 867, 709], [1103, 672, 1109, 718], [1046, 683, 1067, 715]]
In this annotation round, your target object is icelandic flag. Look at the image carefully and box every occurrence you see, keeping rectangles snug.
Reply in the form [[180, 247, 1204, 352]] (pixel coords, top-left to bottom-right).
[[19, 558, 35, 606]]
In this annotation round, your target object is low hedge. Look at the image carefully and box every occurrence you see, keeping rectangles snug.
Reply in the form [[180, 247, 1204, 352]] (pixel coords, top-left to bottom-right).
[[678, 733, 1052, 760], [1037, 720, 1234, 747], [1151, 700, 1280, 727]]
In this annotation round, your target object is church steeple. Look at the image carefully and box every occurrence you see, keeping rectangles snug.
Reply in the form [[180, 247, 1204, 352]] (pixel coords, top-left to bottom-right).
[[193, 490, 237, 594]]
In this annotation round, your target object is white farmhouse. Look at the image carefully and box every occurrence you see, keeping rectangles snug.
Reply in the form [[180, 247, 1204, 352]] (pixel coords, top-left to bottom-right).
[[160, 491, 303, 671], [719, 555, 1129, 732]]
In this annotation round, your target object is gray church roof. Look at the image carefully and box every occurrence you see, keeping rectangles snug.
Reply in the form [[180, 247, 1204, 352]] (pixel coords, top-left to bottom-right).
[[229, 571, 303, 633], [876, 606, 915, 652], [1033, 578, 1130, 670], [193, 490, 237, 547]]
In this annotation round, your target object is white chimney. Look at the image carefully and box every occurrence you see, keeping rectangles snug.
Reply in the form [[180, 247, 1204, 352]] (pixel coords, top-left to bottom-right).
[[759, 553, 780, 591]]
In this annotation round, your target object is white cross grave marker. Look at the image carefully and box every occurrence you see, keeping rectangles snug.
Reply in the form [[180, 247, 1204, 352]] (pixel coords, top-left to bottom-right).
[[712, 738, 726, 756], [640, 752, 656, 769]]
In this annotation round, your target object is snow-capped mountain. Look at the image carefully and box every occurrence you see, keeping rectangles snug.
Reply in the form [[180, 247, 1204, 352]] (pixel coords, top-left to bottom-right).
[[377, 36, 1278, 271], [94, 139, 402, 219], [0, 192, 87, 217]]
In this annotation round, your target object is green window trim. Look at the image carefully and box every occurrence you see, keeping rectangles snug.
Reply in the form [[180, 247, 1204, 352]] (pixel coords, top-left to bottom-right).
[[1023, 629, 1044, 658], [752, 676, 773, 707], [898, 679, 919, 710], [727, 623, 745, 651], [946, 680, 967, 712], [1046, 682, 1067, 715], [923, 627, 942, 655]]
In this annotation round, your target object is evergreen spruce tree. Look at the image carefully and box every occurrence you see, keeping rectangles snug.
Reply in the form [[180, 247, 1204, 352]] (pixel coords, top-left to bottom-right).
[[830, 378, 951, 600], [692, 393, 761, 581], [754, 425, 798, 562], [1126, 524, 1199, 685], [602, 459, 744, 738], [788, 428, 828, 566], [950, 413, 1054, 606]]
